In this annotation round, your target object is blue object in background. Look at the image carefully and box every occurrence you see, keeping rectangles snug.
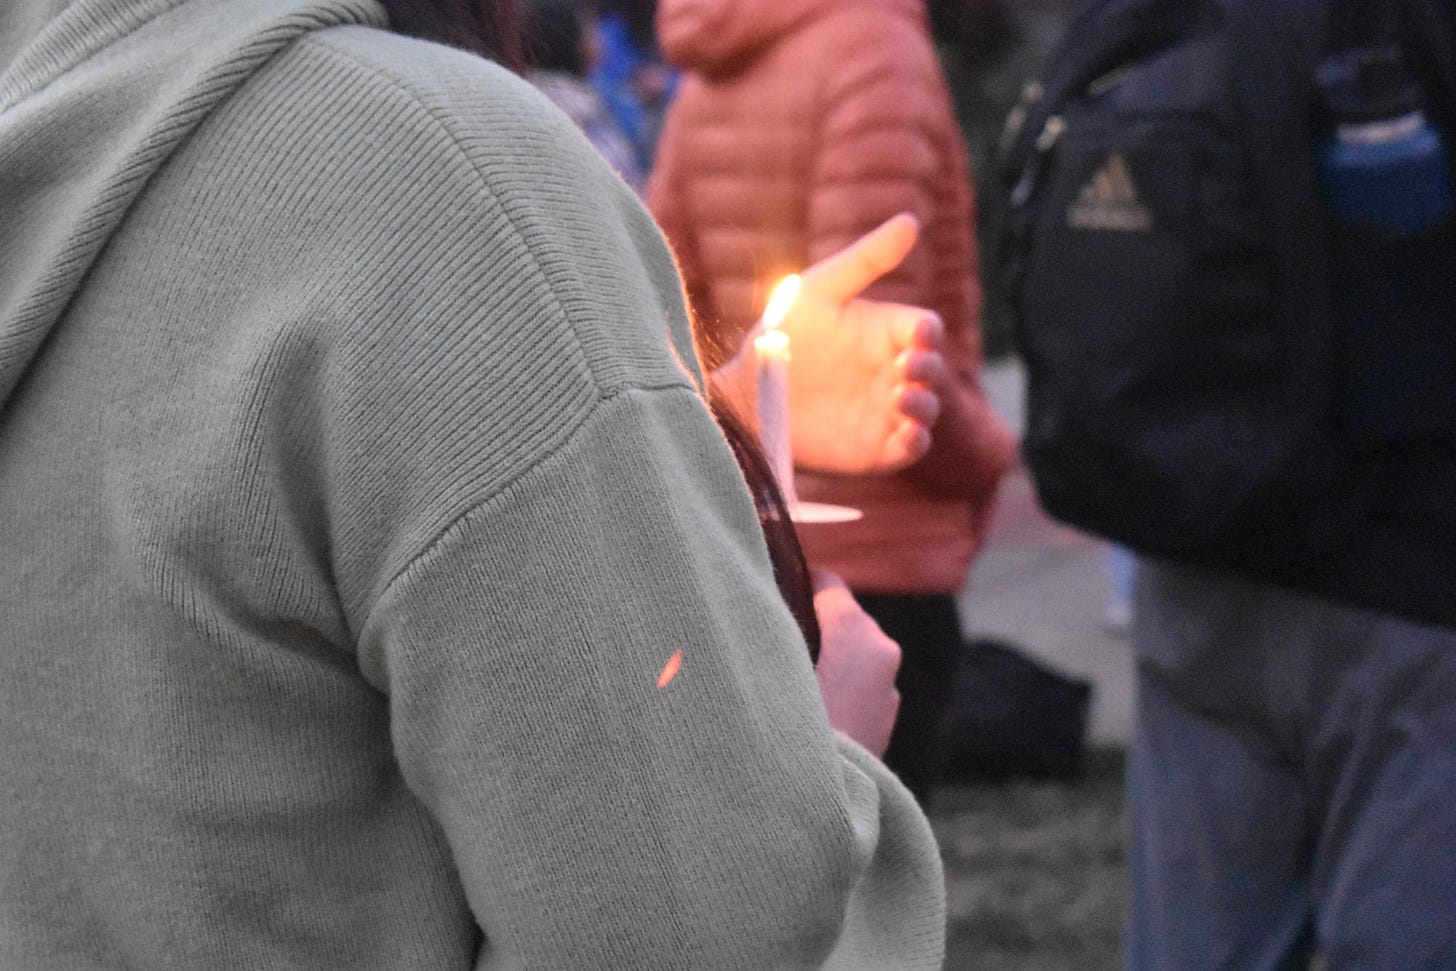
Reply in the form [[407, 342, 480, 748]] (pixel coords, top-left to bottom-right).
[[1318, 45, 1456, 441], [1318, 45, 1451, 235], [591, 13, 678, 171], [592, 13, 649, 164], [1104, 544, 1137, 635]]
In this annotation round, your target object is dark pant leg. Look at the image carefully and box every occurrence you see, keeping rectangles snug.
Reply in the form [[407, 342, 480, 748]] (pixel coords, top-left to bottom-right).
[[1127, 560, 1316, 971], [1129, 558, 1456, 970], [855, 592, 964, 805], [1305, 609, 1456, 969]]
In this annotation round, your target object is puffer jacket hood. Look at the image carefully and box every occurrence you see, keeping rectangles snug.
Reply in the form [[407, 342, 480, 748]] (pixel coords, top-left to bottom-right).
[[0, 0, 384, 413], [656, 0, 926, 77]]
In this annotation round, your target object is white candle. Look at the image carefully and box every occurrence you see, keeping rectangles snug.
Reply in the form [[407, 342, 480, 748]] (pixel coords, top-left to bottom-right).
[[753, 275, 801, 506]]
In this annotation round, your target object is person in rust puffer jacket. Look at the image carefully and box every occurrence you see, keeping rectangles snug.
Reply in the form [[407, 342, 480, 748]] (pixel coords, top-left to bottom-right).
[[648, 0, 1017, 801]]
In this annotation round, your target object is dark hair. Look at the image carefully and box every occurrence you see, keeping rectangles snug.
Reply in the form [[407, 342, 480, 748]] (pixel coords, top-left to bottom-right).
[[520, 0, 587, 76], [375, 0, 526, 72]]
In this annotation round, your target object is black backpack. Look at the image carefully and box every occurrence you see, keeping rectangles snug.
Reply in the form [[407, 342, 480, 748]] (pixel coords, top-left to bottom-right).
[[989, 0, 1456, 623]]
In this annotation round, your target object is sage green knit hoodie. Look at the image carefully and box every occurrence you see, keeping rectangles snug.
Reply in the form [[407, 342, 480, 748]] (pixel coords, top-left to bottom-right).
[[0, 1, 944, 967]]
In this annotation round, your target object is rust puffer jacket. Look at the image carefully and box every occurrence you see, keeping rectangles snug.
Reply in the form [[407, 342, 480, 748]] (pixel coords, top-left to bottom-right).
[[649, 0, 1015, 594]]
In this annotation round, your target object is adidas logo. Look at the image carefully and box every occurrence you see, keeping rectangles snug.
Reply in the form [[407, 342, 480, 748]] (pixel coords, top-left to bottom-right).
[[1066, 153, 1153, 232]]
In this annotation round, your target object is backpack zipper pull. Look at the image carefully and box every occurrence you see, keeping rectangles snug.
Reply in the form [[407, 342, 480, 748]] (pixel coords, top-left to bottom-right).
[[999, 80, 1044, 157], [1011, 115, 1066, 208]]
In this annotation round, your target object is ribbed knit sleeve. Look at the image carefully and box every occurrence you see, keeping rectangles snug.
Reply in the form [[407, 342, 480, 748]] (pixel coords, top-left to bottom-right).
[[248, 34, 698, 631], [358, 385, 945, 967]]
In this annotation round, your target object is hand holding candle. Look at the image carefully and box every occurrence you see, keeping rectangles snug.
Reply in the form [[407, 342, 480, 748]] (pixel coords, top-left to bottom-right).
[[705, 215, 948, 479], [777, 214, 948, 476]]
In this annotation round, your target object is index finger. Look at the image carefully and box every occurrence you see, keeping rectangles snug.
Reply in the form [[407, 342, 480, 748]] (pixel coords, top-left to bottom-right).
[[801, 213, 920, 302]]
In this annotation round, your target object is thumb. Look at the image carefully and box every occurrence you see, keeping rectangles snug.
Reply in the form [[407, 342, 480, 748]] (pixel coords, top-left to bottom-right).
[[801, 213, 920, 302]]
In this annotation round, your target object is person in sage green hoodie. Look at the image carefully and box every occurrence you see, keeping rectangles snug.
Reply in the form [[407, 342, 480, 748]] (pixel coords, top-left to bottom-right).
[[0, 0, 950, 967]]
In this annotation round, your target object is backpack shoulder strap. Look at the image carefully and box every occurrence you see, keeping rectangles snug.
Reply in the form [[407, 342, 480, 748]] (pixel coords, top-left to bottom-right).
[[1037, 0, 1223, 105], [1403, 0, 1456, 135]]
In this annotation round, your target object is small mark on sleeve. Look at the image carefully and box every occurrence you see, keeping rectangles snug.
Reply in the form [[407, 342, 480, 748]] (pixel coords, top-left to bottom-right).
[[656, 649, 683, 689]]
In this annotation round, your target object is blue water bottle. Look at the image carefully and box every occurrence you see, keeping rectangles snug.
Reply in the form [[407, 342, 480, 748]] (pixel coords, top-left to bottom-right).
[[1318, 44, 1455, 441], [1318, 45, 1451, 235]]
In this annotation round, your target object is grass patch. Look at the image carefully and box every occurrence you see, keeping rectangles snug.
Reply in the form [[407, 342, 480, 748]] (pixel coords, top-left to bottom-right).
[[930, 748, 1127, 970]]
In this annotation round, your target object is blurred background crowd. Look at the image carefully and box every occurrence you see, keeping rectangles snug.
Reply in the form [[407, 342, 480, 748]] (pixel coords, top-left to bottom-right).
[[515, 1, 1126, 966], [517, 0, 1083, 350]]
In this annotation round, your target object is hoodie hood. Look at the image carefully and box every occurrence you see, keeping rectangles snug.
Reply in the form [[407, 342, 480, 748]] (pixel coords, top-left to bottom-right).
[[656, 0, 926, 77], [0, 0, 385, 413]]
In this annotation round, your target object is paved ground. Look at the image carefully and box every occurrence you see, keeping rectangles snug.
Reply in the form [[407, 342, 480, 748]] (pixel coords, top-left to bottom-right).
[[955, 359, 1135, 747]]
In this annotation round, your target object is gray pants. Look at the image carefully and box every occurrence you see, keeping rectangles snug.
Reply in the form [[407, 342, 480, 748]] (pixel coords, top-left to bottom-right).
[[1127, 560, 1456, 970]]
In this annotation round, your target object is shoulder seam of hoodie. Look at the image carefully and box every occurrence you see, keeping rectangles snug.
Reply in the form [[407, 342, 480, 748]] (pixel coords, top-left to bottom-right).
[[297, 31, 698, 600], [303, 29, 678, 406], [360, 382, 706, 639]]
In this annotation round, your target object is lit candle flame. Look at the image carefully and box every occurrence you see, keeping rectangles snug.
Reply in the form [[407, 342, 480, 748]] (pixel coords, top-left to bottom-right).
[[760, 274, 802, 332]]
